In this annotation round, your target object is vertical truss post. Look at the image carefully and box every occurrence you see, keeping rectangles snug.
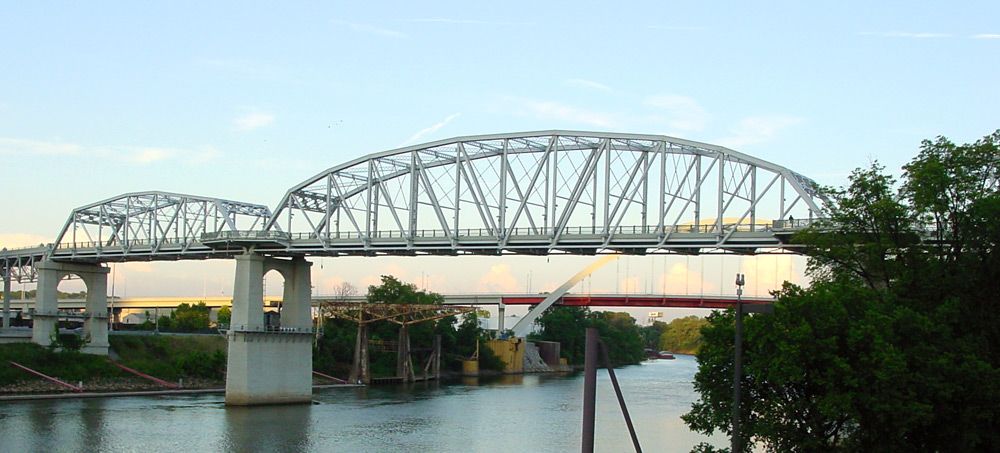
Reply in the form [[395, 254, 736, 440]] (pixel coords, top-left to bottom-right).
[[499, 139, 508, 237], [717, 155, 725, 235]]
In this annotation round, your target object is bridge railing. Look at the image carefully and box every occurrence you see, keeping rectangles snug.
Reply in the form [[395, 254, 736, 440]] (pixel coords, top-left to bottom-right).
[[271, 221, 813, 241], [200, 231, 292, 242], [54, 238, 194, 250], [38, 219, 829, 251], [227, 324, 314, 334]]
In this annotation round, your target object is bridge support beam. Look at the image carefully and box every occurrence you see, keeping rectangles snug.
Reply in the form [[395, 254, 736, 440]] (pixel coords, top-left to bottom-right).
[[225, 253, 313, 406], [33, 261, 110, 354]]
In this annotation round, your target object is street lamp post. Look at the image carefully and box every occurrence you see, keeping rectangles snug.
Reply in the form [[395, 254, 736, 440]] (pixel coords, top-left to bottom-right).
[[732, 273, 746, 453]]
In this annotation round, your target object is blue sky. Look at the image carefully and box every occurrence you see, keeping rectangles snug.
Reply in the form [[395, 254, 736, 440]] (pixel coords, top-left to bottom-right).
[[2, 2, 997, 317]]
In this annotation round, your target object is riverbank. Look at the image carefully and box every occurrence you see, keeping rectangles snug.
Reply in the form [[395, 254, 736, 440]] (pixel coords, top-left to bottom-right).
[[0, 336, 229, 396], [0, 382, 365, 402]]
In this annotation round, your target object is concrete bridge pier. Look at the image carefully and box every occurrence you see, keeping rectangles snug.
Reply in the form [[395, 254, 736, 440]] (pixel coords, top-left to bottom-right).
[[225, 253, 314, 406], [33, 261, 110, 354]]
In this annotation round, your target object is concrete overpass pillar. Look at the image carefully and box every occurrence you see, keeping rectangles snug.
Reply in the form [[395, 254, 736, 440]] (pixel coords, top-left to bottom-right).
[[230, 253, 265, 332], [81, 270, 109, 355], [33, 261, 109, 354], [32, 262, 60, 346], [226, 253, 313, 405]]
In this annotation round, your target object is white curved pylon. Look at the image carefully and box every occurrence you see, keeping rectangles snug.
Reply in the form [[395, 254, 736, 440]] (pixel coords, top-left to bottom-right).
[[510, 254, 620, 337]]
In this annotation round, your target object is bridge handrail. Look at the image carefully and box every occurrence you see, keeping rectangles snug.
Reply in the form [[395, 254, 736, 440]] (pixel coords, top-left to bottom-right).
[[269, 221, 819, 241], [0, 244, 53, 256], [227, 324, 314, 334], [200, 231, 292, 242], [39, 220, 828, 250]]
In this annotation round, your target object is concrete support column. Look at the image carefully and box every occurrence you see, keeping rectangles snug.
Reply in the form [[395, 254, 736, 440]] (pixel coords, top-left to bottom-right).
[[2, 274, 10, 329], [498, 302, 505, 333], [280, 257, 313, 330], [397, 324, 412, 382], [350, 321, 369, 384], [32, 263, 62, 346], [32, 261, 109, 354], [231, 253, 265, 331], [226, 253, 313, 405], [81, 270, 109, 355]]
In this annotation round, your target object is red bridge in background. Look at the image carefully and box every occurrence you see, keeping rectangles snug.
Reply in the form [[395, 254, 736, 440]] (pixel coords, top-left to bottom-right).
[[499, 294, 774, 309]]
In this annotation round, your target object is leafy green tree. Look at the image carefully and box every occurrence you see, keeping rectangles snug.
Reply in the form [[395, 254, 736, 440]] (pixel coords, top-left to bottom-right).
[[658, 316, 708, 354], [366, 275, 442, 305], [216, 305, 231, 327], [534, 306, 590, 364], [685, 130, 1000, 451], [534, 307, 645, 366], [640, 320, 668, 349], [167, 302, 211, 331], [589, 311, 646, 365]]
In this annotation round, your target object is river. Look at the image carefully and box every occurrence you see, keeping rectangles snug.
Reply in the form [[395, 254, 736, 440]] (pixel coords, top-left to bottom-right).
[[0, 355, 725, 452]]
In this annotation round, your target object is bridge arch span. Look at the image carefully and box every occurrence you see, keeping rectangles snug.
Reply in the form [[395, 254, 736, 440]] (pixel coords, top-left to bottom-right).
[[267, 131, 825, 255]]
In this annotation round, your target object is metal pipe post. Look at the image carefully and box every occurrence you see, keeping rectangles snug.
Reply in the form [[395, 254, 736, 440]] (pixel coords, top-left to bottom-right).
[[599, 339, 642, 452], [582, 327, 598, 453], [731, 273, 745, 453]]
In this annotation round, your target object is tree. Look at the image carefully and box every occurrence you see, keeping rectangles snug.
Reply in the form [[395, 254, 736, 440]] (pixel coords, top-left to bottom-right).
[[640, 320, 668, 349], [685, 130, 1000, 451], [534, 306, 590, 364], [534, 307, 646, 366], [168, 302, 211, 331], [216, 305, 231, 327], [366, 275, 442, 305], [658, 316, 708, 354]]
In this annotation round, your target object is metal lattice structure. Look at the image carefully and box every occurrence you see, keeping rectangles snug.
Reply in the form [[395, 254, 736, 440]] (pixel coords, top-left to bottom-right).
[[53, 191, 271, 263], [0, 247, 48, 283], [267, 131, 825, 255], [322, 301, 475, 325], [2, 131, 829, 283]]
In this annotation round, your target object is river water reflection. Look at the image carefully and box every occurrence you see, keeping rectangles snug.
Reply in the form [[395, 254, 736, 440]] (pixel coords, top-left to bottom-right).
[[1, 355, 724, 452]]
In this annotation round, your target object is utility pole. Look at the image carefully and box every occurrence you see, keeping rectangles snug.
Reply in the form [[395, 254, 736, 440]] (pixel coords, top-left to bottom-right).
[[731, 273, 746, 453]]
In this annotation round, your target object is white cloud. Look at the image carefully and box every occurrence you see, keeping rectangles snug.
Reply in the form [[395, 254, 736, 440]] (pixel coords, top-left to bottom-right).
[[407, 18, 534, 26], [566, 79, 612, 92], [518, 99, 617, 128], [478, 264, 520, 293], [973, 33, 1000, 39], [333, 20, 407, 38], [232, 112, 275, 131], [0, 137, 221, 165], [716, 115, 803, 148], [127, 148, 174, 164], [644, 94, 709, 132], [402, 113, 461, 145], [646, 25, 706, 31], [859, 31, 951, 38], [0, 233, 52, 249], [0, 137, 82, 156]]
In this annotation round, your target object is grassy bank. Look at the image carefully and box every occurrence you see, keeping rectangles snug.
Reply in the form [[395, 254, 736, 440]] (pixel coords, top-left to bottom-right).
[[109, 335, 226, 381], [0, 335, 228, 391]]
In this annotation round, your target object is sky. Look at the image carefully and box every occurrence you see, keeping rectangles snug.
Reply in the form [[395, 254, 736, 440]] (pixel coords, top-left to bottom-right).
[[2, 2, 997, 321]]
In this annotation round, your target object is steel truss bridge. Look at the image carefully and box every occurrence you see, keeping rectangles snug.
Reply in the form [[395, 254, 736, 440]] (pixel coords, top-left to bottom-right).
[[2, 131, 826, 283]]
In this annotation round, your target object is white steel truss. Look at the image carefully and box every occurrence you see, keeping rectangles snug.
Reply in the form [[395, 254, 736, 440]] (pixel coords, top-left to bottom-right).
[[48, 191, 272, 262], [266, 130, 825, 255], [1, 131, 828, 282]]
